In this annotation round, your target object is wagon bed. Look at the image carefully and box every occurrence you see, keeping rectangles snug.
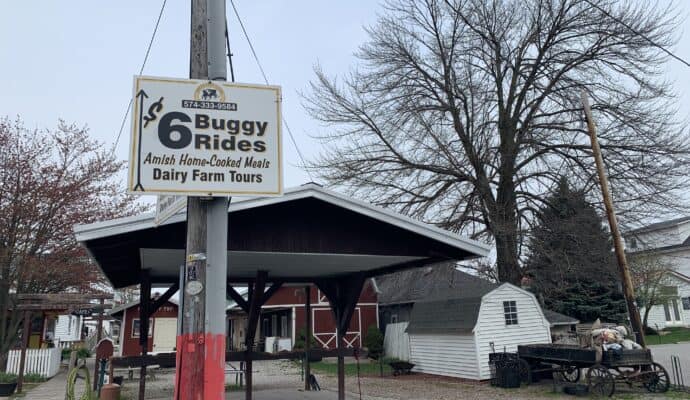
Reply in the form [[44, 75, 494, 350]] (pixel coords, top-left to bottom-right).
[[518, 344, 653, 368], [515, 344, 668, 397], [518, 344, 597, 367]]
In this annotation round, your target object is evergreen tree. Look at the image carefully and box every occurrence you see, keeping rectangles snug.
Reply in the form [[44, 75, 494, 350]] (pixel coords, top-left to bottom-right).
[[524, 178, 627, 323]]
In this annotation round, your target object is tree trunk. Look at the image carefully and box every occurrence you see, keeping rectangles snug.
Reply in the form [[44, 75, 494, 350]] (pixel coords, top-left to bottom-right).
[[493, 137, 522, 285], [495, 231, 521, 284], [643, 306, 651, 329]]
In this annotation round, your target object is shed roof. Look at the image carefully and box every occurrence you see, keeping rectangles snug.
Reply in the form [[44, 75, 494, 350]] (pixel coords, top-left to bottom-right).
[[376, 263, 498, 305], [542, 309, 579, 326], [75, 184, 489, 288], [406, 297, 484, 334]]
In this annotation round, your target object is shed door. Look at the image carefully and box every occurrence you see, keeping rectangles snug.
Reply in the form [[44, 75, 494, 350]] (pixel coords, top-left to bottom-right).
[[152, 318, 177, 353]]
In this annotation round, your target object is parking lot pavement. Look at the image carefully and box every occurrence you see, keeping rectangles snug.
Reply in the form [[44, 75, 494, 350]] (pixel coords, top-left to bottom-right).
[[649, 342, 690, 386]]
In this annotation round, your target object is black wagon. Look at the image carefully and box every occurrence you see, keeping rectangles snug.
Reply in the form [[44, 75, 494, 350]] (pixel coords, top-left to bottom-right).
[[517, 344, 669, 397]]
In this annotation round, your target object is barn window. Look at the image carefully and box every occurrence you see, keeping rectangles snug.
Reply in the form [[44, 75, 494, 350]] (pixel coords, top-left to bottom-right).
[[281, 315, 288, 337], [503, 301, 518, 326]]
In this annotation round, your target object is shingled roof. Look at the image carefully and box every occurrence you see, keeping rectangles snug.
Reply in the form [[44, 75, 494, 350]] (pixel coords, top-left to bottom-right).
[[627, 216, 690, 235], [542, 309, 579, 326], [375, 262, 498, 305], [406, 297, 484, 334]]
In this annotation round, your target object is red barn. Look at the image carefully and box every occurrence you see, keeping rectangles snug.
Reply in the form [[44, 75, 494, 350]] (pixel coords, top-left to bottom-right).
[[228, 281, 378, 351], [109, 299, 178, 357]]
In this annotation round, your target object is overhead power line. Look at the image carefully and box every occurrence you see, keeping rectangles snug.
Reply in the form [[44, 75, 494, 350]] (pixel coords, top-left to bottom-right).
[[583, 0, 690, 68], [113, 0, 168, 151], [229, 0, 314, 181]]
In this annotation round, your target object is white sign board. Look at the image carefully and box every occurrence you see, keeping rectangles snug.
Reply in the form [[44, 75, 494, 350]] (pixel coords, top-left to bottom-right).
[[128, 76, 282, 196], [154, 195, 187, 226]]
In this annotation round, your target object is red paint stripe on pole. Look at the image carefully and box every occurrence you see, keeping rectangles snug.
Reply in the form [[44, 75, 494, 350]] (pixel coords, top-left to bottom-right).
[[204, 333, 226, 399], [174, 333, 206, 400]]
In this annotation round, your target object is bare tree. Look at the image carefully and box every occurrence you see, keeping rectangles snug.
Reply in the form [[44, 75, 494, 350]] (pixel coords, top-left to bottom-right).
[[115, 286, 141, 305], [304, 0, 690, 284], [629, 253, 677, 329], [0, 117, 145, 367]]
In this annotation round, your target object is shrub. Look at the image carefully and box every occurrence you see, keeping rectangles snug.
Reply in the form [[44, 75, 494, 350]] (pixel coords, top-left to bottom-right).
[[77, 347, 91, 359], [22, 373, 46, 383], [0, 372, 17, 384], [364, 325, 384, 360], [293, 328, 318, 350], [62, 347, 91, 360]]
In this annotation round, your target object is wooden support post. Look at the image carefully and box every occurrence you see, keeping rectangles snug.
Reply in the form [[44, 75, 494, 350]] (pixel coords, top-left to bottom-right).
[[227, 285, 250, 313], [336, 329, 345, 400], [304, 285, 312, 391], [244, 271, 267, 400], [150, 282, 179, 314], [581, 92, 646, 347], [139, 271, 151, 400], [93, 298, 104, 390], [316, 274, 367, 400], [16, 311, 31, 394]]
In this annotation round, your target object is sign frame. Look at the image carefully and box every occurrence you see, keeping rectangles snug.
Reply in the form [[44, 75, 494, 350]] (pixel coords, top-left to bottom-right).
[[127, 75, 283, 197]]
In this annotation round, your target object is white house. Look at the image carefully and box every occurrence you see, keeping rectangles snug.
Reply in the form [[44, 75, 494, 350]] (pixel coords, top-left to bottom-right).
[[53, 315, 84, 348], [625, 217, 690, 329], [406, 283, 552, 380]]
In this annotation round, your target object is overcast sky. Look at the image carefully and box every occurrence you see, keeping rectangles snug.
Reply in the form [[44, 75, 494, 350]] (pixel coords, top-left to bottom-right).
[[1, 1, 689, 195]]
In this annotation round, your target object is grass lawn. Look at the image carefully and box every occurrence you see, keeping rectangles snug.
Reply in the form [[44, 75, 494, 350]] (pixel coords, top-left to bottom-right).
[[647, 327, 690, 345], [308, 360, 393, 377]]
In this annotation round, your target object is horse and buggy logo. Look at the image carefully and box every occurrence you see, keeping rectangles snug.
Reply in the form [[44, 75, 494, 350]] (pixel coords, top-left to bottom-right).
[[194, 82, 226, 102]]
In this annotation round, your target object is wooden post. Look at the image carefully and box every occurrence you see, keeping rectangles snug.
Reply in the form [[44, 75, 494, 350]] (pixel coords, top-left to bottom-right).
[[64, 351, 78, 400], [581, 91, 646, 348], [175, 0, 229, 397], [317, 275, 367, 400], [93, 298, 104, 390], [304, 285, 311, 391], [139, 271, 151, 400], [244, 272, 267, 400], [16, 311, 31, 393], [336, 307, 345, 400]]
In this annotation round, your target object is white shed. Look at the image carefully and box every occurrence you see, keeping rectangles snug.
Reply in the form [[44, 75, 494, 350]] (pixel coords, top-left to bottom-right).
[[406, 283, 551, 380]]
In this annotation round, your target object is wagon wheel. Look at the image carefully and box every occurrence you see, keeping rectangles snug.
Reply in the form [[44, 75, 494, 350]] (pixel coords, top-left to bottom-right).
[[642, 362, 670, 393], [560, 366, 581, 383], [517, 358, 532, 386], [587, 365, 615, 397]]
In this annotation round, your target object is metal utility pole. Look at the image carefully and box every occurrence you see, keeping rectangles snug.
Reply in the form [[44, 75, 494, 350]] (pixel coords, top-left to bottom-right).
[[581, 91, 646, 348], [175, 0, 229, 399]]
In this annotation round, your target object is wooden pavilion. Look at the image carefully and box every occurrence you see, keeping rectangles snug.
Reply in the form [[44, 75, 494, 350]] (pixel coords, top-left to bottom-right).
[[74, 183, 489, 399]]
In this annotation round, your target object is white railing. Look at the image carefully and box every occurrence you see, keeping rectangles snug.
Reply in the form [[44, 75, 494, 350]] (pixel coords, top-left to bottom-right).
[[6, 347, 61, 378]]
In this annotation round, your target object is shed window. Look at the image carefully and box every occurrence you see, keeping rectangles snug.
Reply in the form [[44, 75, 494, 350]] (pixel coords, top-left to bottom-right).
[[131, 319, 153, 338], [503, 301, 518, 326]]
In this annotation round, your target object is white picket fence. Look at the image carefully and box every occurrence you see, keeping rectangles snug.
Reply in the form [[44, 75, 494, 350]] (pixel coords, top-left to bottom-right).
[[384, 322, 410, 361], [6, 348, 61, 378]]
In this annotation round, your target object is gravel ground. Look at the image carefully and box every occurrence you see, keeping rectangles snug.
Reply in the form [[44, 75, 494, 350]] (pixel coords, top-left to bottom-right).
[[319, 373, 690, 400], [119, 360, 306, 399], [118, 359, 690, 400]]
